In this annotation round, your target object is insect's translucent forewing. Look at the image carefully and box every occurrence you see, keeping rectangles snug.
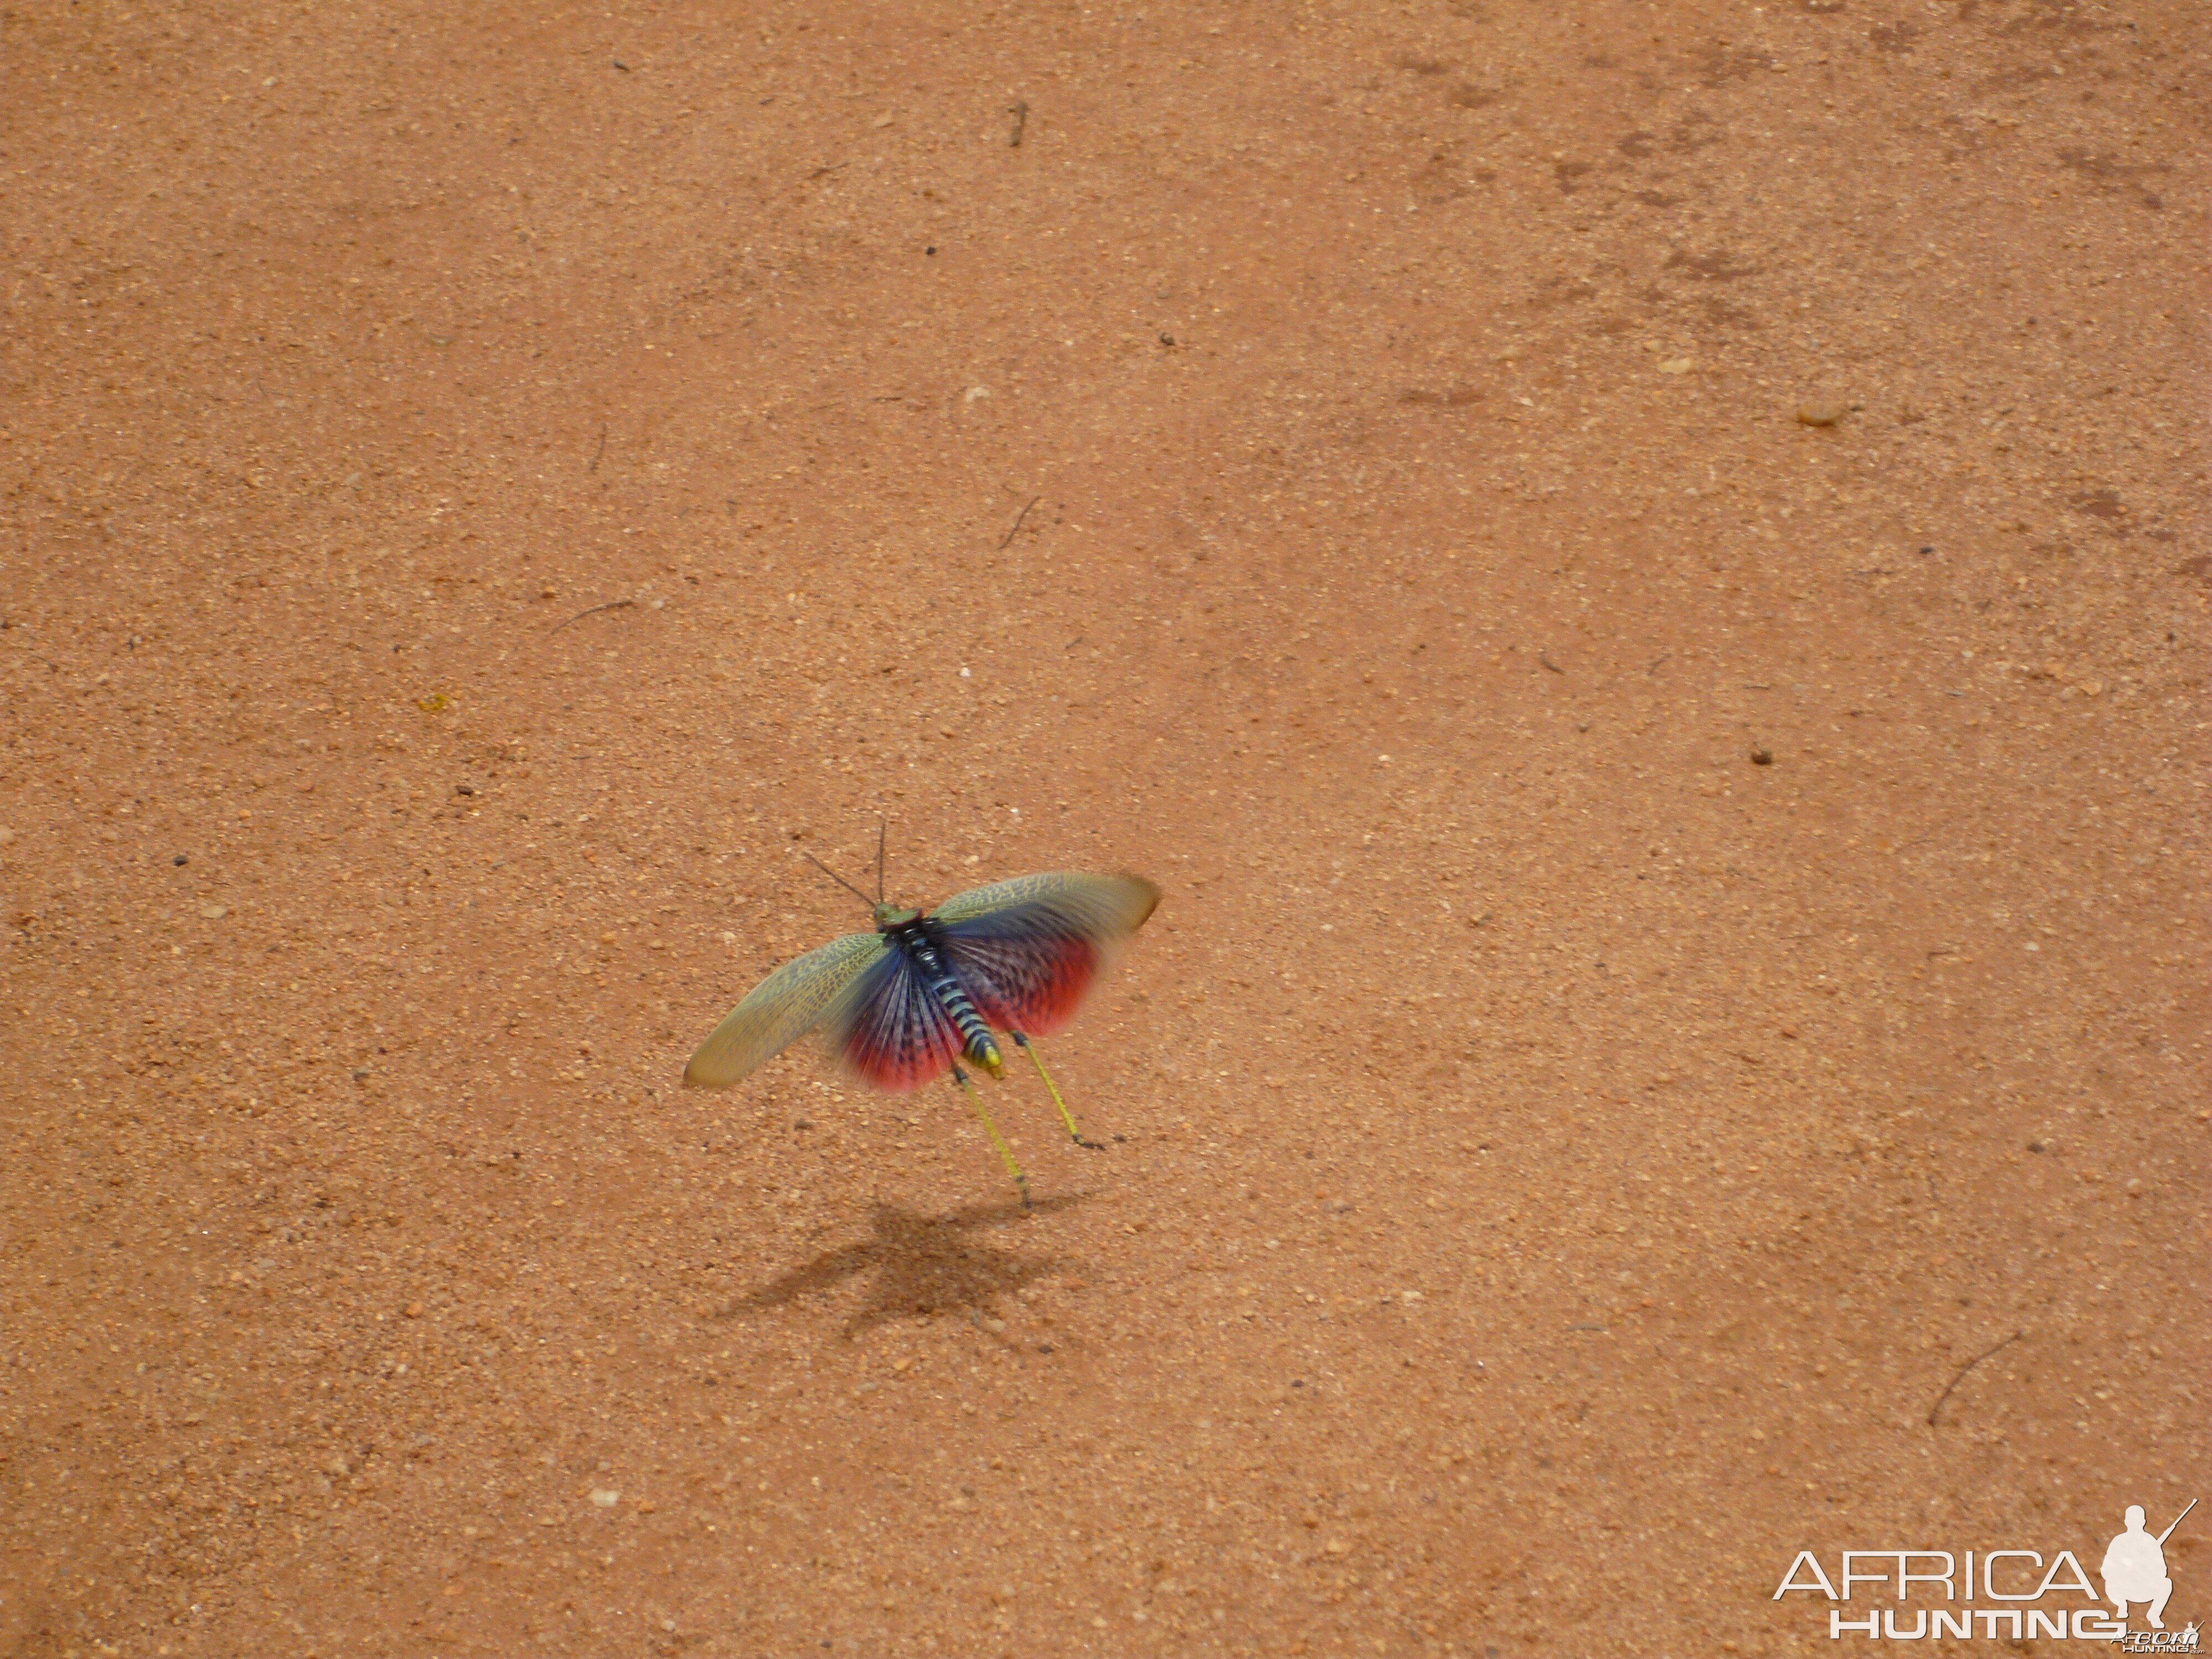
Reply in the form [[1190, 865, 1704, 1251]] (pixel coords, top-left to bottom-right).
[[828, 948, 966, 1092], [929, 872, 1161, 932], [931, 873, 1159, 1037], [684, 931, 886, 1088]]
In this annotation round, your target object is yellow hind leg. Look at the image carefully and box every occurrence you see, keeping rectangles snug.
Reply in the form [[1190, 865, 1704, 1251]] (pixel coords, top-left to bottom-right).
[[951, 1063, 1030, 1206], [1011, 1031, 1103, 1150]]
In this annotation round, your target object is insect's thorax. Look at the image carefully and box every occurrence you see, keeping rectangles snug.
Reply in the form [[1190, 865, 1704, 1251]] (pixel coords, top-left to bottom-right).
[[881, 917, 935, 955], [891, 922, 956, 983]]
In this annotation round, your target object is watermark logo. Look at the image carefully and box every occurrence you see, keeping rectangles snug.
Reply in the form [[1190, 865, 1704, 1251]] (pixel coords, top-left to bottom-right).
[[2106, 1505, 2185, 1633], [2112, 1630, 2200, 1656], [1773, 1500, 2197, 1646]]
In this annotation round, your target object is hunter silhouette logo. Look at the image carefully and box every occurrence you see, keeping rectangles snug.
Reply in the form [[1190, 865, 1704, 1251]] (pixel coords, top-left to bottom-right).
[[2105, 1502, 2189, 1628], [1773, 1499, 2198, 1645], [2097, 1504, 2203, 1655]]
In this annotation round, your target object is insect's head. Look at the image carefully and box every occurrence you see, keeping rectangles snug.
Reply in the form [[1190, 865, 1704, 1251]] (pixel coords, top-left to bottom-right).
[[872, 902, 921, 930]]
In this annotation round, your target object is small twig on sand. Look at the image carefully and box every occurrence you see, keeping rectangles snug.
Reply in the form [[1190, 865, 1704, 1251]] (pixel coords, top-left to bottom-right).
[[551, 598, 637, 633], [998, 494, 1041, 551], [1927, 1329, 2023, 1427], [587, 420, 608, 473], [1008, 101, 1029, 147], [1538, 650, 1565, 675]]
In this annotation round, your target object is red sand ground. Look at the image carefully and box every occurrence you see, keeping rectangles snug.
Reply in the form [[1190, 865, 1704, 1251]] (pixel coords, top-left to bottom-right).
[[3, 2, 2206, 1655]]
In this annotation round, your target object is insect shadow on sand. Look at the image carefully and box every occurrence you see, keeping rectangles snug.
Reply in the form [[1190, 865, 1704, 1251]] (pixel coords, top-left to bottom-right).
[[719, 1193, 1089, 1335]]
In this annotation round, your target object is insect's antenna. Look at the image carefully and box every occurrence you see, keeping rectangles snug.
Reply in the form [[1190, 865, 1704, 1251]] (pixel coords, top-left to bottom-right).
[[875, 819, 887, 905], [802, 851, 876, 910]]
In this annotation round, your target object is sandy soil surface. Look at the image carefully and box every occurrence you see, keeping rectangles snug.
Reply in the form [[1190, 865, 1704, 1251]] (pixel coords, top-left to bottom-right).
[[4, 1, 2207, 1655]]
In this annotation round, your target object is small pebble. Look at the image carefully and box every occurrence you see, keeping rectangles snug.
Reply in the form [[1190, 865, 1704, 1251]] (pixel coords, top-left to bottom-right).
[[1657, 357, 1695, 375], [1796, 400, 1846, 426], [1750, 747, 1774, 766], [172, 853, 189, 866], [404, 1301, 424, 1318], [590, 1489, 620, 1508], [199, 903, 228, 919]]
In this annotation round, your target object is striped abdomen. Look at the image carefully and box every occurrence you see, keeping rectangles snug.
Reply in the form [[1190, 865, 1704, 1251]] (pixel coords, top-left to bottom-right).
[[904, 933, 1004, 1074]]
